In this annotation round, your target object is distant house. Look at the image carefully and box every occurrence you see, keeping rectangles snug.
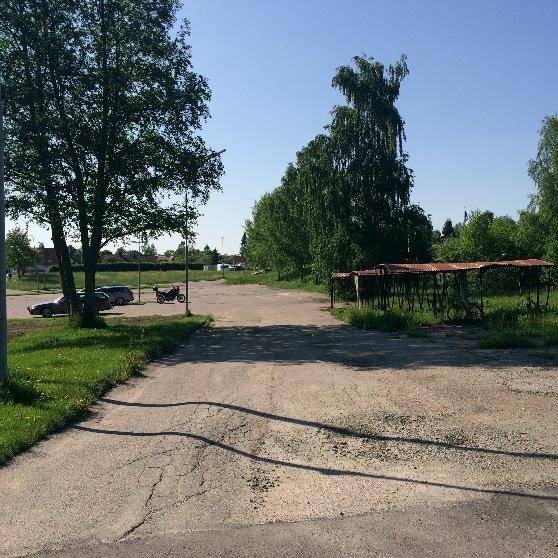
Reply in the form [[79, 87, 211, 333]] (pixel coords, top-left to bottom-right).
[[203, 264, 218, 271], [108, 253, 130, 263], [139, 255, 158, 264], [156, 255, 173, 263]]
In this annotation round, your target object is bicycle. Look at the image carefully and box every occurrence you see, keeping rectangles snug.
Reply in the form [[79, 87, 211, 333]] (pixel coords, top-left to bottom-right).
[[446, 298, 481, 321]]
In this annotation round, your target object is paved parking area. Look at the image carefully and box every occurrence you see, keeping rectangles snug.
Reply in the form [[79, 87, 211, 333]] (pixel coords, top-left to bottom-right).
[[7, 284, 209, 320]]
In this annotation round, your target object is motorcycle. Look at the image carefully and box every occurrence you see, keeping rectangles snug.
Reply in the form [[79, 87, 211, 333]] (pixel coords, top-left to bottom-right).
[[153, 285, 186, 304]]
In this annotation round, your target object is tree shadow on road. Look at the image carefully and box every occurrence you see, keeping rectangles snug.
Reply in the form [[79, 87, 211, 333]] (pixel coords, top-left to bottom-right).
[[100, 398, 558, 462], [74, 422, 558, 502], [156, 323, 551, 370]]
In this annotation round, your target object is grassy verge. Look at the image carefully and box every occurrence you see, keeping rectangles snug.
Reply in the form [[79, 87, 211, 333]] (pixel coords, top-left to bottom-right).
[[0, 314, 209, 465], [332, 299, 558, 350], [332, 306, 436, 338], [6, 269, 230, 293], [225, 272, 327, 294]]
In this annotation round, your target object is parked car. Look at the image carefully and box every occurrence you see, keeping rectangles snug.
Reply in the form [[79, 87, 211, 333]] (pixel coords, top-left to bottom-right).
[[77, 285, 134, 305], [27, 292, 112, 318]]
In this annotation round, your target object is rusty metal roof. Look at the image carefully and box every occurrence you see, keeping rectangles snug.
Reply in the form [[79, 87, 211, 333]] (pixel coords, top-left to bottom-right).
[[352, 269, 383, 276], [330, 272, 353, 279], [331, 259, 554, 279], [381, 259, 554, 274]]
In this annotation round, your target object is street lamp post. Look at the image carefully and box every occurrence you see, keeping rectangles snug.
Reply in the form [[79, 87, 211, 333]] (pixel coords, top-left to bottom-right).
[[0, 84, 7, 383], [35, 245, 39, 294], [221, 236, 225, 279], [184, 149, 225, 316], [136, 237, 142, 303], [184, 188, 189, 316]]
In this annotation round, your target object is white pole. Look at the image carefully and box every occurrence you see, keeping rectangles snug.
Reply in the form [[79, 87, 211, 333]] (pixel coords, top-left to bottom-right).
[[0, 84, 8, 383], [184, 189, 189, 316], [137, 237, 141, 303]]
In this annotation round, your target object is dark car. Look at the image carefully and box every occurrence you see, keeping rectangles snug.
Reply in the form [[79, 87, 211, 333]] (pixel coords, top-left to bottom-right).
[[27, 293, 113, 318], [77, 285, 134, 305]]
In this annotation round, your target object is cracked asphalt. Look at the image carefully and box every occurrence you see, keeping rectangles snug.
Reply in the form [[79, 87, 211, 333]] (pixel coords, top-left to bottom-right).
[[0, 281, 557, 557]]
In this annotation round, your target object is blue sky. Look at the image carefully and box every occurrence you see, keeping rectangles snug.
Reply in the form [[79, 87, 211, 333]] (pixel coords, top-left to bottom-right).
[[15, 0, 558, 254]]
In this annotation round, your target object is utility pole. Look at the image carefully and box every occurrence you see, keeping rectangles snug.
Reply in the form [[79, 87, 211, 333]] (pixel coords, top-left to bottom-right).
[[221, 236, 225, 278], [136, 237, 141, 303], [0, 84, 7, 383], [35, 245, 39, 293], [184, 189, 189, 316]]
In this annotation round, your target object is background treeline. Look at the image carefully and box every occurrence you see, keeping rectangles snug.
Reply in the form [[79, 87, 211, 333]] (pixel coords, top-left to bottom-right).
[[244, 55, 432, 282], [49, 262, 204, 273], [245, 53, 557, 282]]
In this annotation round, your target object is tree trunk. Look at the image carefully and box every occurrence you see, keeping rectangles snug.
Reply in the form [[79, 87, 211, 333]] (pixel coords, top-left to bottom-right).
[[51, 224, 80, 316], [82, 247, 100, 326]]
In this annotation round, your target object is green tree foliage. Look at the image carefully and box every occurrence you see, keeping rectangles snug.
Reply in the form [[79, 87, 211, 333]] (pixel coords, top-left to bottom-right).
[[435, 211, 523, 262], [245, 55, 431, 280], [142, 243, 157, 256], [0, 0, 223, 320], [441, 219, 455, 238], [68, 245, 82, 265], [528, 115, 558, 261], [5, 227, 35, 277]]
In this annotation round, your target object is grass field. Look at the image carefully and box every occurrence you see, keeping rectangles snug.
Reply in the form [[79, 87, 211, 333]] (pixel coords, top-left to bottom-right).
[[224, 272, 327, 294], [6, 269, 232, 293], [0, 314, 209, 465]]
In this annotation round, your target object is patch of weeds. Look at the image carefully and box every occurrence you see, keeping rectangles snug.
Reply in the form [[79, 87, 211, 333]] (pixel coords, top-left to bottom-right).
[[406, 328, 430, 339], [477, 332, 534, 349], [122, 351, 148, 376], [332, 306, 434, 339]]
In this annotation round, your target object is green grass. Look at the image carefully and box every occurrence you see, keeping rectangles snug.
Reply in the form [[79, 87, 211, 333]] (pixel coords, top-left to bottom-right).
[[224, 272, 327, 294], [6, 269, 229, 293], [332, 306, 435, 338], [0, 314, 210, 465]]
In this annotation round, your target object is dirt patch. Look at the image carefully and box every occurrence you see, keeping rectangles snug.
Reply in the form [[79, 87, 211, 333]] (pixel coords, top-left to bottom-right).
[[7, 319, 57, 341]]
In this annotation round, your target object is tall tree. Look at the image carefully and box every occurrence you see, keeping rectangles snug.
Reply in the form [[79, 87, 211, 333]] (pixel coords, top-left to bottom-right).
[[245, 55, 430, 281], [240, 232, 247, 258], [0, 0, 223, 322], [142, 243, 157, 256], [528, 115, 558, 261], [442, 218, 456, 238]]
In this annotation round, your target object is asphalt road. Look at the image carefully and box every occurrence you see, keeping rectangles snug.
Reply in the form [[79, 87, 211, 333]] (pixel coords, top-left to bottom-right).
[[1, 281, 557, 557]]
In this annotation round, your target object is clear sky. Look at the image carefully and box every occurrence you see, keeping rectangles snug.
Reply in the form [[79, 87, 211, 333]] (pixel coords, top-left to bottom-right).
[[12, 0, 558, 255]]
